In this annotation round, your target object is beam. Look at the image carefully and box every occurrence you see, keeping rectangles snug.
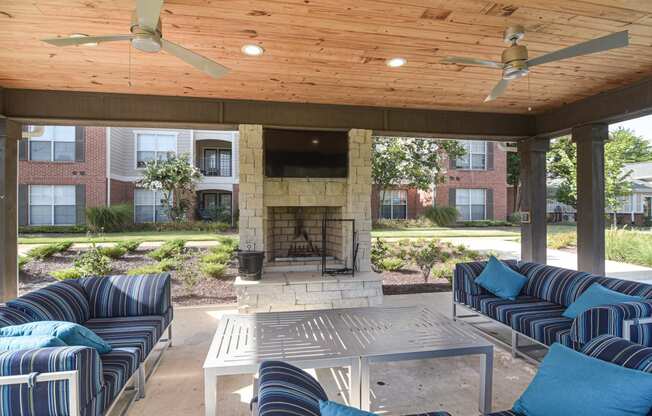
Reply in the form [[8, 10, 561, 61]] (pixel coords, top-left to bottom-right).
[[518, 137, 549, 264], [536, 77, 652, 137], [573, 123, 607, 275], [1, 89, 535, 140], [0, 118, 19, 302]]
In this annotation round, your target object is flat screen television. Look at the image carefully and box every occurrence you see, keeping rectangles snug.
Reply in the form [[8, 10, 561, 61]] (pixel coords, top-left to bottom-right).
[[264, 128, 348, 178]]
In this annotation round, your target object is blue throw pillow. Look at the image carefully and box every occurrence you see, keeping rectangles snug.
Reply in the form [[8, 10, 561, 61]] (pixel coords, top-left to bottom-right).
[[319, 401, 377, 416], [474, 256, 527, 300], [562, 283, 645, 319], [0, 335, 67, 352], [0, 321, 112, 354], [513, 343, 652, 416]]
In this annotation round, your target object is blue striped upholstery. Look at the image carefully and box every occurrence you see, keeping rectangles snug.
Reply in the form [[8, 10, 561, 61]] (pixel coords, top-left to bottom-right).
[[80, 273, 171, 319], [84, 318, 161, 362], [453, 260, 519, 301], [519, 262, 598, 307], [0, 346, 103, 416], [0, 305, 33, 328], [100, 347, 140, 407], [7, 280, 90, 324]]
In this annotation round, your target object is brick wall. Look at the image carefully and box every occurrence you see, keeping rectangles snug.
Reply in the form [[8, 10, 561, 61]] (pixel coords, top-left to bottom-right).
[[19, 127, 107, 208], [109, 179, 135, 205]]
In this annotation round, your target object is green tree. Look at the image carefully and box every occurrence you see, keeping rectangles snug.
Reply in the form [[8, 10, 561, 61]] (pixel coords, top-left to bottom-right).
[[372, 137, 465, 217], [138, 154, 201, 222], [547, 128, 652, 212]]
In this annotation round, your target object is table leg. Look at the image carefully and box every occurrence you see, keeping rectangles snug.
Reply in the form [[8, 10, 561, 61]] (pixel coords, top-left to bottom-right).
[[479, 351, 493, 415], [360, 357, 371, 411], [204, 369, 218, 416], [349, 359, 361, 408]]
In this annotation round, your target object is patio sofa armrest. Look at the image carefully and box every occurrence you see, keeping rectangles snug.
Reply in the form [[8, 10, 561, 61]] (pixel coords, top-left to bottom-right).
[[80, 273, 172, 319], [0, 346, 104, 416], [453, 262, 490, 298], [569, 300, 652, 347]]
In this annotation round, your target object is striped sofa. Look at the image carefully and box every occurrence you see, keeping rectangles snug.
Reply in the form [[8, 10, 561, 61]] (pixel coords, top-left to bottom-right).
[[253, 360, 451, 416], [0, 273, 172, 416], [488, 335, 652, 415], [453, 261, 652, 351]]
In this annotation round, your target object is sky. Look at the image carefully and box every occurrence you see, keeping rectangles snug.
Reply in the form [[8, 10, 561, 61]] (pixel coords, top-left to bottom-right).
[[611, 114, 652, 143]]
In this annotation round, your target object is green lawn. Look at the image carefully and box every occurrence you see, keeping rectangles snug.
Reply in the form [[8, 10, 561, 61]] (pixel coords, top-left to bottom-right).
[[371, 224, 576, 240], [18, 230, 236, 245]]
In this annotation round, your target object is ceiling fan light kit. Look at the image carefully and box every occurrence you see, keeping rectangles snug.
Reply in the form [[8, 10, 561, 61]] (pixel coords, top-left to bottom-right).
[[442, 25, 629, 102]]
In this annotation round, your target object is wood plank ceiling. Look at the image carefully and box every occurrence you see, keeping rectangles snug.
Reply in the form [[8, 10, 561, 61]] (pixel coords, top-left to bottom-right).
[[1, 0, 652, 114]]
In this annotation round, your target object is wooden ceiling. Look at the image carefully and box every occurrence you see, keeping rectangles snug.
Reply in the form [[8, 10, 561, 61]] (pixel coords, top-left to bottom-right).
[[1, 0, 652, 114]]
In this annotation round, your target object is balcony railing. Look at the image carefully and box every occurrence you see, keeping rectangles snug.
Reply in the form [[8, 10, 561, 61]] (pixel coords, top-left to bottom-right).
[[196, 157, 232, 177]]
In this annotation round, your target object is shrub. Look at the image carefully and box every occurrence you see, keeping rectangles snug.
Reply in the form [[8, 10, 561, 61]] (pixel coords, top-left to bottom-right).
[[548, 231, 577, 249], [98, 246, 127, 259], [127, 221, 230, 233], [158, 258, 181, 271], [18, 256, 28, 271], [128, 264, 167, 275], [606, 230, 652, 267], [202, 251, 231, 264], [74, 246, 111, 276], [411, 239, 443, 282], [371, 239, 390, 271], [508, 212, 522, 224], [86, 204, 132, 232], [424, 206, 459, 226], [459, 220, 511, 227], [148, 239, 186, 261], [377, 257, 405, 272], [116, 239, 142, 253], [219, 236, 239, 250], [19, 225, 87, 234], [51, 268, 84, 280], [200, 262, 228, 279], [26, 241, 73, 260]]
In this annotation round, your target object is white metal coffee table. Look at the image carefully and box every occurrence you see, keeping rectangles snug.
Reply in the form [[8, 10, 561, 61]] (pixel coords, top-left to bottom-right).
[[203, 305, 493, 416]]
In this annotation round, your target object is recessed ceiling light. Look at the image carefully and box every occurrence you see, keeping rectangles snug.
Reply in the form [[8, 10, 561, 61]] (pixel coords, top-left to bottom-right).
[[69, 33, 98, 47], [241, 44, 264, 56], [386, 57, 407, 68]]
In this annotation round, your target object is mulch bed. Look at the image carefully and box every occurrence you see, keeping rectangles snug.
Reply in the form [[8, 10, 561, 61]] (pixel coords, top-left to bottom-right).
[[381, 265, 452, 295], [20, 247, 237, 306]]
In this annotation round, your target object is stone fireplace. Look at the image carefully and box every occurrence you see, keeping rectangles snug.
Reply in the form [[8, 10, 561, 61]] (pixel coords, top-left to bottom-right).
[[235, 125, 381, 312]]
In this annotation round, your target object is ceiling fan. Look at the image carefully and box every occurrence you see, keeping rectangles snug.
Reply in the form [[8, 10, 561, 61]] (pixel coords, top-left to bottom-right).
[[42, 0, 229, 79], [442, 26, 629, 102]]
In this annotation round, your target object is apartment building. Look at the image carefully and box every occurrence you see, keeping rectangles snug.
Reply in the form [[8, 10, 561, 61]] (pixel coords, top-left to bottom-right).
[[18, 126, 239, 226], [372, 140, 508, 221]]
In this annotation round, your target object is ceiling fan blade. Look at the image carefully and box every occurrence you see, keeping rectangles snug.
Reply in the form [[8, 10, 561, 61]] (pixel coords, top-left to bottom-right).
[[441, 56, 504, 69], [484, 78, 511, 102], [528, 30, 628, 67], [161, 39, 230, 79], [42, 34, 134, 47], [137, 0, 164, 31]]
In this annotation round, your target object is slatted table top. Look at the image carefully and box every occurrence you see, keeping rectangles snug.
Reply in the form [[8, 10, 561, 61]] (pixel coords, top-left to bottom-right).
[[203, 305, 491, 375]]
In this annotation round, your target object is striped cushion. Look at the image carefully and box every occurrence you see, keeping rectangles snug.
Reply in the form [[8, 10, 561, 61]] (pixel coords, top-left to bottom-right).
[[0, 346, 103, 416], [0, 305, 33, 328], [487, 412, 520, 416], [85, 315, 167, 342], [80, 273, 171, 319], [600, 277, 652, 298], [510, 311, 573, 346], [581, 335, 652, 372], [84, 319, 160, 362], [100, 347, 140, 406], [257, 360, 328, 416], [7, 280, 90, 324], [519, 263, 598, 307], [479, 296, 561, 326]]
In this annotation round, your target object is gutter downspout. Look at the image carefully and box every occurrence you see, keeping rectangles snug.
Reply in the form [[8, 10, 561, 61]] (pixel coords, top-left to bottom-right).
[[106, 127, 111, 206]]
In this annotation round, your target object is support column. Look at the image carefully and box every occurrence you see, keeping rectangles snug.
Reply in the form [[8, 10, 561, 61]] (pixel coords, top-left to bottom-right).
[[0, 118, 19, 302], [572, 123, 608, 275], [518, 138, 549, 263]]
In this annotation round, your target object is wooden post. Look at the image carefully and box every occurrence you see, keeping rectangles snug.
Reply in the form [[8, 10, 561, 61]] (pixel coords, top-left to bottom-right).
[[573, 123, 608, 275], [518, 138, 550, 263], [0, 118, 19, 302]]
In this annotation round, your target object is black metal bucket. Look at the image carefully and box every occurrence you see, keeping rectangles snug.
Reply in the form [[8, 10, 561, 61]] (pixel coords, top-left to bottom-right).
[[236, 250, 265, 281]]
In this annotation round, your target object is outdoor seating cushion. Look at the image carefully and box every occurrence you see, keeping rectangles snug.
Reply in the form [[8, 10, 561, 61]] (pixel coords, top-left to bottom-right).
[[100, 347, 140, 407], [0, 335, 67, 351], [0, 305, 33, 328], [6, 280, 91, 324], [320, 400, 376, 415], [479, 295, 564, 327], [509, 308, 573, 347], [84, 317, 162, 362], [475, 256, 527, 300], [0, 321, 112, 354], [563, 283, 645, 318], [80, 273, 171, 319], [519, 263, 599, 307], [512, 343, 652, 416]]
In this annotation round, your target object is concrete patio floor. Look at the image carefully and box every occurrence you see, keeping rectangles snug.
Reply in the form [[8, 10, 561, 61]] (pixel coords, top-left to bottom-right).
[[129, 292, 540, 416]]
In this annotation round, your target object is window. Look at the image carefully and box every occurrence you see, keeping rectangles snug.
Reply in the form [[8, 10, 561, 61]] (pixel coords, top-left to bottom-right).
[[29, 126, 76, 161], [455, 140, 486, 170], [134, 189, 170, 223], [29, 185, 76, 225], [219, 149, 232, 176], [456, 189, 486, 221], [136, 133, 176, 168], [380, 190, 407, 220]]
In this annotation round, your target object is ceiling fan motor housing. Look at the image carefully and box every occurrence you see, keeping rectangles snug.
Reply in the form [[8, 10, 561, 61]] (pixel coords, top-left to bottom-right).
[[130, 11, 163, 52], [501, 44, 529, 79]]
